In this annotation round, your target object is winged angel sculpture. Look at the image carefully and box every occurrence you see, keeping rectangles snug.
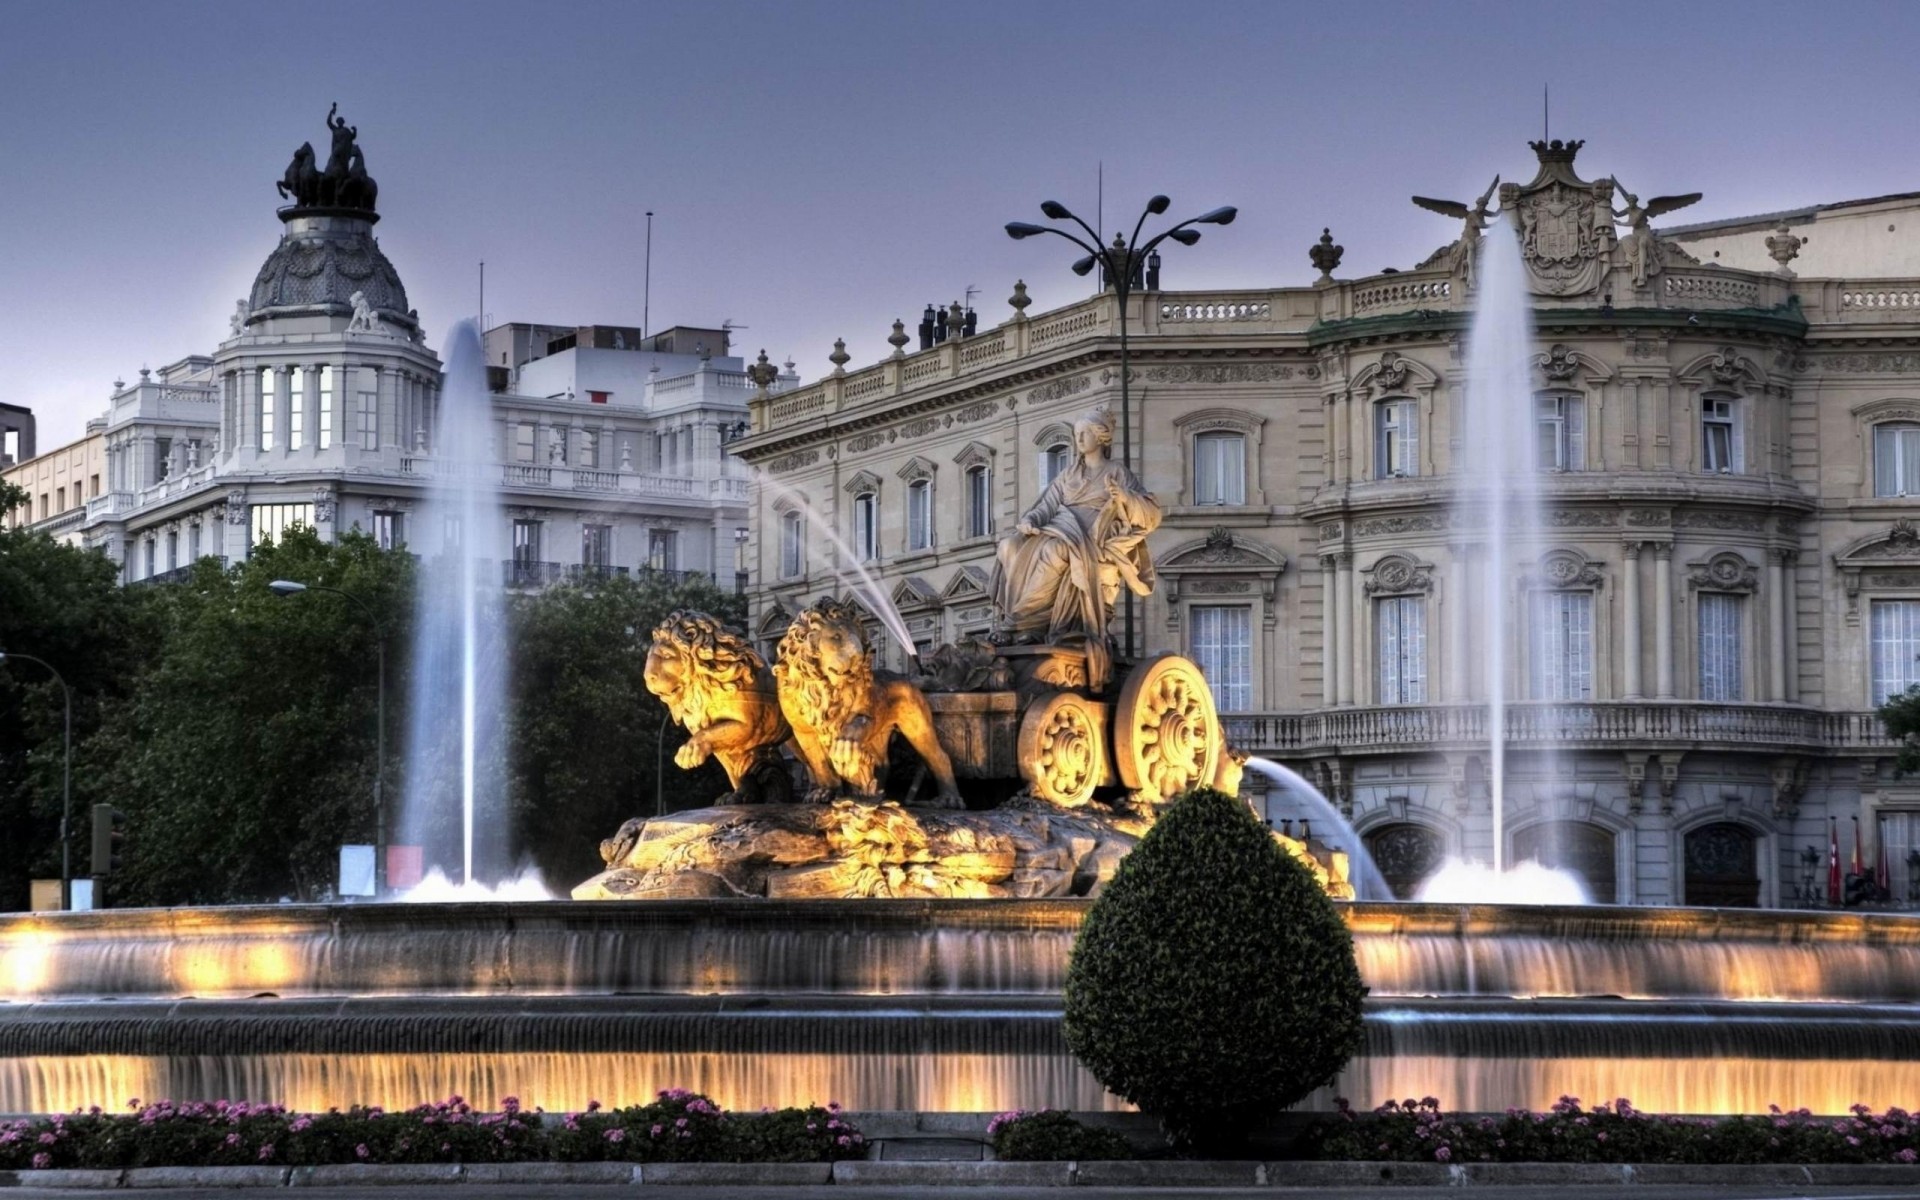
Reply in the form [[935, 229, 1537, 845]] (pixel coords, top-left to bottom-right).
[[1613, 185, 1703, 288], [1412, 176, 1500, 287]]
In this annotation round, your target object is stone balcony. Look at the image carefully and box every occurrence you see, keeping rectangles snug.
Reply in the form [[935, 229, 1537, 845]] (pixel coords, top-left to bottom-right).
[[402, 457, 747, 504], [1222, 701, 1897, 758]]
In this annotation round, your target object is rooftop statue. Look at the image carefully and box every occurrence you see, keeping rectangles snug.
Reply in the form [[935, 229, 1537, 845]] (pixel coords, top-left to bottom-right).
[[1411, 176, 1500, 288], [275, 104, 378, 212], [1613, 183, 1703, 289], [989, 405, 1161, 692]]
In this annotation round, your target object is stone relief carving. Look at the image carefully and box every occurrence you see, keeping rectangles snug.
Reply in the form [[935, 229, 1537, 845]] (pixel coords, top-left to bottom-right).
[[1372, 351, 1413, 393], [1708, 346, 1751, 386], [766, 450, 819, 474], [1625, 509, 1671, 527], [1536, 548, 1604, 588], [1362, 553, 1435, 595], [224, 489, 248, 525], [899, 417, 940, 439], [312, 489, 336, 523], [1141, 363, 1294, 384], [1501, 141, 1613, 296], [1353, 513, 1448, 536], [1547, 509, 1615, 527], [1027, 375, 1092, 405], [1819, 354, 1920, 373], [1541, 343, 1581, 382], [953, 400, 998, 424], [1678, 511, 1765, 532], [1187, 580, 1253, 594], [1687, 552, 1759, 593], [845, 431, 887, 453]]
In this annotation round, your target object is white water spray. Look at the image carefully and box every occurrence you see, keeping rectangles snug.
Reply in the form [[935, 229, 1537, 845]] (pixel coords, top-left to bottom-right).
[[753, 469, 919, 658], [1244, 758, 1391, 901]]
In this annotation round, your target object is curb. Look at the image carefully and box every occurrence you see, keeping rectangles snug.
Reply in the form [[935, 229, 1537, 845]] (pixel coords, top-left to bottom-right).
[[5, 1158, 1920, 1188]]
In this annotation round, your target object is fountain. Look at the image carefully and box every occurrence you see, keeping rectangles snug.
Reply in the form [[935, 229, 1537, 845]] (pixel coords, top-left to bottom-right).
[[752, 469, 918, 660], [1245, 757, 1390, 902], [400, 321, 512, 889]]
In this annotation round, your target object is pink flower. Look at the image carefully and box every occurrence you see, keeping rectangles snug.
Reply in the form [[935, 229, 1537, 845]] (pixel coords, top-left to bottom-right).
[[675, 1117, 688, 1129], [1896, 1148, 1918, 1164], [31, 1152, 51, 1169], [225, 1133, 241, 1147], [650, 1124, 663, 1137], [38, 1132, 55, 1145], [586, 1100, 601, 1113], [355, 1143, 370, 1159], [837, 1134, 852, 1147], [605, 1128, 626, 1143], [258, 1145, 275, 1161], [1435, 1146, 1452, 1162]]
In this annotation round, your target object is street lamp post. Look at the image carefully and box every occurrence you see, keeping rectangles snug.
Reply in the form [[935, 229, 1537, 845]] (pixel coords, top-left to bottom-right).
[[0, 651, 73, 909], [1007, 195, 1237, 660], [270, 580, 388, 893]]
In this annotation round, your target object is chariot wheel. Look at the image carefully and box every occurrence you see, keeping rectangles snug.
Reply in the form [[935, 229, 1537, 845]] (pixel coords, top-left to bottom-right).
[[1112, 653, 1222, 802], [1017, 692, 1104, 808]]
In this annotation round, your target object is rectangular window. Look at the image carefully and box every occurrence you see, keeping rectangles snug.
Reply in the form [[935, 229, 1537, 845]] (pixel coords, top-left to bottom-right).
[[1192, 432, 1246, 505], [259, 369, 276, 450], [513, 423, 535, 463], [1042, 442, 1070, 488], [90, 474, 100, 498], [1698, 592, 1744, 701], [1190, 605, 1252, 713], [580, 429, 599, 469], [443, 515, 462, 551], [287, 367, 305, 450], [1874, 423, 1920, 497], [582, 524, 612, 568], [966, 465, 992, 538], [1376, 399, 1420, 478], [1534, 393, 1585, 471], [512, 519, 541, 565], [906, 479, 933, 551], [779, 510, 803, 578], [588, 390, 610, 404], [1871, 599, 1920, 705], [853, 492, 877, 562], [55, 486, 65, 512], [166, 531, 178, 571], [1376, 595, 1428, 704], [1529, 590, 1594, 700], [648, 529, 679, 572], [249, 502, 314, 547], [189, 523, 201, 560], [154, 437, 171, 482], [144, 539, 155, 578], [372, 510, 404, 551], [357, 392, 378, 450], [1702, 396, 1739, 474], [318, 366, 334, 450]]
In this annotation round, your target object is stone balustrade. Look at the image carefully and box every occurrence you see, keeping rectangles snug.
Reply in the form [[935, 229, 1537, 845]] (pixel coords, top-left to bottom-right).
[[1223, 701, 1898, 757], [403, 458, 705, 500]]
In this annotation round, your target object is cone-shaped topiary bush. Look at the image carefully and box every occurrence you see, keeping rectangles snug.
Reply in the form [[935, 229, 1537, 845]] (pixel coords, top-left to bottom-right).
[[1064, 786, 1367, 1153]]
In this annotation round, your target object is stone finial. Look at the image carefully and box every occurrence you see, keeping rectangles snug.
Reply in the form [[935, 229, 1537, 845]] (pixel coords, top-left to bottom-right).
[[1766, 221, 1803, 276], [1310, 228, 1343, 285], [829, 338, 851, 375], [947, 300, 966, 339], [747, 349, 780, 395], [888, 320, 910, 358], [1009, 280, 1031, 320]]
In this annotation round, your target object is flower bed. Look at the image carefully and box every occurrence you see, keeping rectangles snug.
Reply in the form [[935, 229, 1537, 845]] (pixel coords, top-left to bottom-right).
[[0, 1091, 866, 1171], [1308, 1097, 1920, 1165], [989, 1109, 1135, 1161]]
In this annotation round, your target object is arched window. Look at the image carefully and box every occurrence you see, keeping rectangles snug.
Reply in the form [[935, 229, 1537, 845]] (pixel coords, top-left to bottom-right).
[[1364, 822, 1445, 899], [1512, 821, 1616, 902], [1875, 422, 1920, 497], [853, 491, 877, 562], [1375, 398, 1419, 478], [1683, 823, 1759, 907], [965, 464, 991, 538], [1042, 441, 1070, 487]]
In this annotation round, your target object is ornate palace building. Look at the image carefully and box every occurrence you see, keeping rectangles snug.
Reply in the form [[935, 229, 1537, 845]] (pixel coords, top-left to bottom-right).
[[732, 139, 1920, 907], [4, 110, 770, 587]]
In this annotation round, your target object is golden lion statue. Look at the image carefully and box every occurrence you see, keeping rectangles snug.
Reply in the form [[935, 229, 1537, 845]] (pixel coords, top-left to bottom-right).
[[774, 598, 964, 808], [644, 610, 794, 805]]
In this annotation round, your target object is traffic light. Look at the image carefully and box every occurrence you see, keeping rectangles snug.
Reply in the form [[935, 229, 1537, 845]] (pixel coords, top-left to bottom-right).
[[90, 804, 126, 877]]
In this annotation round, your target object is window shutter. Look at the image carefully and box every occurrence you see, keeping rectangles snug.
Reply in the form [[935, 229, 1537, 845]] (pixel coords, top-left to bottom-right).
[[1224, 434, 1246, 504], [1402, 403, 1420, 478], [1903, 428, 1920, 498], [1729, 400, 1746, 475], [1567, 398, 1586, 470], [1876, 426, 1898, 496], [1193, 436, 1218, 503]]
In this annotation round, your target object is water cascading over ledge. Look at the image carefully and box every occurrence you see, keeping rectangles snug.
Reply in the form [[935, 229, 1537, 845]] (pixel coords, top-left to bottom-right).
[[5, 901, 1920, 1115]]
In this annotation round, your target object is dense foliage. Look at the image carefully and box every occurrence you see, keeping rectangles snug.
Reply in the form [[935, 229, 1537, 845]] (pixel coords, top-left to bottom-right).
[[987, 1109, 1134, 1161], [0, 501, 752, 907], [1308, 1095, 1920, 1165], [1879, 684, 1920, 777], [1063, 787, 1367, 1153], [0, 1092, 865, 1171]]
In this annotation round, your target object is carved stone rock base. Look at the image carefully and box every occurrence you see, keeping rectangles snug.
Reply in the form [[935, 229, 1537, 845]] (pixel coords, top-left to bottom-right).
[[572, 797, 1150, 901]]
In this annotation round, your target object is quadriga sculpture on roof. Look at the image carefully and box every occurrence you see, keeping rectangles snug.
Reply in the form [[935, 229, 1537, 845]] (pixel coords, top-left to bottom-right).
[[574, 403, 1297, 900]]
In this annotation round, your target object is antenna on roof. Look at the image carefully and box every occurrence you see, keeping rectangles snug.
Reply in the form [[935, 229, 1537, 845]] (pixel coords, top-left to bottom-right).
[[1543, 83, 1550, 142], [643, 212, 654, 340]]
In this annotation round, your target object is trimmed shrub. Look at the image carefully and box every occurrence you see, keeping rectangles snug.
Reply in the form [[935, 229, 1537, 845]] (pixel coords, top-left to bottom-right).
[[988, 1109, 1134, 1161], [1064, 786, 1367, 1152]]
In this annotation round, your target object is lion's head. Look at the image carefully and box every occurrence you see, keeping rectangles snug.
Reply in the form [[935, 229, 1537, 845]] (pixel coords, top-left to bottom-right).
[[645, 610, 764, 727], [774, 597, 875, 729]]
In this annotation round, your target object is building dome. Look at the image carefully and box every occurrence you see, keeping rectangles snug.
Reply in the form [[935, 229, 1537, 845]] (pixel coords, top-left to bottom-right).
[[244, 211, 414, 332]]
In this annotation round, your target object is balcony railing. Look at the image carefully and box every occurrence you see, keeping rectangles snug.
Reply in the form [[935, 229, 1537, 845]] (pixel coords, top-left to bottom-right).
[[1222, 702, 1898, 756], [403, 457, 711, 501]]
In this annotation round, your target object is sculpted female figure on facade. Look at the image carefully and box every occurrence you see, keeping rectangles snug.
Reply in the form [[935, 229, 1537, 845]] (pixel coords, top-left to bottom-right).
[[989, 405, 1161, 690]]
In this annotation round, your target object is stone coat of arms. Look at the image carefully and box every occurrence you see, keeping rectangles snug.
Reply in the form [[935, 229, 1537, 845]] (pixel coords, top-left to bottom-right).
[[1501, 140, 1617, 297]]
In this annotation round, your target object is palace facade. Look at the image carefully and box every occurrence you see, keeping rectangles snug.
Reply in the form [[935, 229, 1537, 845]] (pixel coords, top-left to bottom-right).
[[732, 139, 1920, 907]]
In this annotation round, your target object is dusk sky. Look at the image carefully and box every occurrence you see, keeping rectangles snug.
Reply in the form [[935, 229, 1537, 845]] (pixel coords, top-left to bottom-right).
[[5, 0, 1918, 449]]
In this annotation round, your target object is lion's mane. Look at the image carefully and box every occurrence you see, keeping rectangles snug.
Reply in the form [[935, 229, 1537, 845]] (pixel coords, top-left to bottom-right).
[[650, 610, 763, 729], [773, 597, 874, 733]]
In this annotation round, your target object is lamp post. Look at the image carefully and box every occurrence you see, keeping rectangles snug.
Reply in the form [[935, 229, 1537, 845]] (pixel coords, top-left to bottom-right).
[[0, 651, 72, 909], [270, 580, 388, 893], [1007, 195, 1236, 659]]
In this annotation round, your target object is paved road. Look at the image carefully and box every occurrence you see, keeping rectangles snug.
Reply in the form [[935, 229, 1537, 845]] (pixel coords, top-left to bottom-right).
[[9, 1187, 1920, 1199]]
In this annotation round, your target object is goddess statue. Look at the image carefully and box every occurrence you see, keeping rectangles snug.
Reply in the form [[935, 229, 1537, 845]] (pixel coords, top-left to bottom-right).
[[989, 405, 1161, 690]]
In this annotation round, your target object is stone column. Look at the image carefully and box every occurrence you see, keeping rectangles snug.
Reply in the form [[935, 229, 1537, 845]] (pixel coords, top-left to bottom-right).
[[1336, 552, 1356, 706], [1654, 543, 1675, 699], [275, 366, 292, 456], [1622, 542, 1643, 700], [1448, 551, 1469, 702], [1321, 555, 1339, 707], [1773, 549, 1798, 702]]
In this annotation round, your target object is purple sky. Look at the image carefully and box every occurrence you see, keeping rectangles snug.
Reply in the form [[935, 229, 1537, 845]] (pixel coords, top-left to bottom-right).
[[6, 0, 1918, 449]]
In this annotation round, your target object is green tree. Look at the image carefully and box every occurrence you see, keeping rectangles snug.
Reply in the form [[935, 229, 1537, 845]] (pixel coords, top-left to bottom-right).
[[1063, 787, 1368, 1154], [0, 480, 148, 911], [1881, 685, 1920, 776], [86, 528, 412, 905], [504, 571, 746, 887]]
